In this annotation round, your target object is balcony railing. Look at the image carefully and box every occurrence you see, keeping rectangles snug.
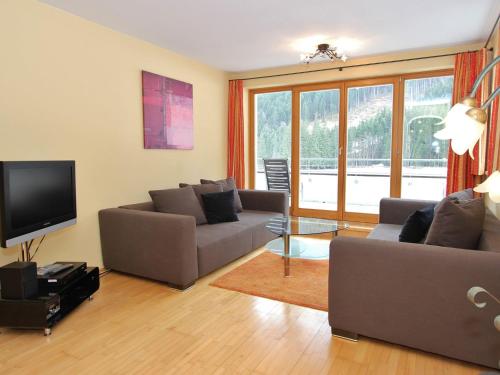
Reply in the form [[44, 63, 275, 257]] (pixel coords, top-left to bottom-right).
[[256, 157, 447, 205], [257, 158, 447, 178]]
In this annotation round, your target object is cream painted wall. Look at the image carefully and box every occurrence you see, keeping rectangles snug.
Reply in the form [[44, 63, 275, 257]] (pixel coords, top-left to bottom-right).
[[230, 43, 483, 189], [0, 0, 228, 266]]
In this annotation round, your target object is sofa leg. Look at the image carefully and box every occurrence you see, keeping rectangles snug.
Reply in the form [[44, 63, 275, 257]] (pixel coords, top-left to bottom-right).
[[166, 281, 195, 291], [331, 327, 359, 342]]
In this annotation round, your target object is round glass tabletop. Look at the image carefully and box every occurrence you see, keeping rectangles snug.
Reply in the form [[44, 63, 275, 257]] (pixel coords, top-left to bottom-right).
[[265, 216, 349, 236]]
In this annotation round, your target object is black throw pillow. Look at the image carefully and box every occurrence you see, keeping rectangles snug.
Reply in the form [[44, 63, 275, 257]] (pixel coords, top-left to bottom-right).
[[201, 190, 239, 224], [399, 204, 436, 243]]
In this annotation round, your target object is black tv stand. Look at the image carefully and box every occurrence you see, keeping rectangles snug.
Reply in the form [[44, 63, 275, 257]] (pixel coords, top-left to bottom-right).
[[0, 266, 99, 335]]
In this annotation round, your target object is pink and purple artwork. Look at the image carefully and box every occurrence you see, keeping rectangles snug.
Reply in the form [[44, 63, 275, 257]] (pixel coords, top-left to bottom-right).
[[142, 71, 193, 149]]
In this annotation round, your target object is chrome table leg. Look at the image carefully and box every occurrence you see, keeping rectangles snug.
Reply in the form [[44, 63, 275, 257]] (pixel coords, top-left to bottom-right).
[[284, 233, 290, 277]]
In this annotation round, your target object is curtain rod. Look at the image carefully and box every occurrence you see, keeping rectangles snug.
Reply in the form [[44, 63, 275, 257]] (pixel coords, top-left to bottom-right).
[[232, 49, 487, 82]]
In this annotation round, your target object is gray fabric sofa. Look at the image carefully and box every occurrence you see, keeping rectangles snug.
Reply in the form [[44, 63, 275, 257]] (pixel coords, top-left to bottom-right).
[[329, 197, 500, 369], [99, 189, 288, 289]]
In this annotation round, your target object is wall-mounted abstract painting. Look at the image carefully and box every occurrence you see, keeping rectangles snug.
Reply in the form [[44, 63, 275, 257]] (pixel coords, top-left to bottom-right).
[[142, 71, 193, 149]]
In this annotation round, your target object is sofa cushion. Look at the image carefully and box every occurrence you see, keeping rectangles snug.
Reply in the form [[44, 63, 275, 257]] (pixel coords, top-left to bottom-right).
[[478, 209, 500, 253], [196, 221, 252, 277], [448, 188, 473, 200], [368, 224, 403, 242], [238, 210, 281, 249], [178, 183, 223, 207], [435, 188, 473, 213], [201, 190, 239, 224], [149, 186, 207, 225], [399, 204, 436, 243], [200, 177, 243, 212], [425, 197, 484, 250], [196, 210, 280, 276]]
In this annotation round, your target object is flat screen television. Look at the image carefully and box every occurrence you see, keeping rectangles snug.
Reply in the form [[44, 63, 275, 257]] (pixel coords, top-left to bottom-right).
[[0, 161, 76, 248]]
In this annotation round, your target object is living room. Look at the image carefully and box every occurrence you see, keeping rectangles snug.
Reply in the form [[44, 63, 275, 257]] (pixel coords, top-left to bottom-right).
[[0, 0, 499, 374]]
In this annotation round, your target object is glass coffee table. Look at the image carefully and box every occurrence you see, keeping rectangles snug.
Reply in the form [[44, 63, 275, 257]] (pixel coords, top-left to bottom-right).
[[265, 216, 349, 277]]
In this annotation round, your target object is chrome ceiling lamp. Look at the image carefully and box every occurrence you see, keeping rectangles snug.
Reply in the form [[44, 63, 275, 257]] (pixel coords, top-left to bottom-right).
[[434, 55, 500, 157], [301, 43, 348, 64]]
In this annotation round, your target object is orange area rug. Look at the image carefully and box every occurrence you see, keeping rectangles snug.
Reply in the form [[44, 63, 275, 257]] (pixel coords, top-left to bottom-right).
[[210, 251, 328, 311]]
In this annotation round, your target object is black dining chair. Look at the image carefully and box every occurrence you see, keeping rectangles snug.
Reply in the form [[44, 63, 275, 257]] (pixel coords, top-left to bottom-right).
[[263, 159, 290, 193]]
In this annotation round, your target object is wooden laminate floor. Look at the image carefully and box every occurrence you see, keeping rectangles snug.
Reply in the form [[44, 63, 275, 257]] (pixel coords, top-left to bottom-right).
[[0, 239, 485, 374]]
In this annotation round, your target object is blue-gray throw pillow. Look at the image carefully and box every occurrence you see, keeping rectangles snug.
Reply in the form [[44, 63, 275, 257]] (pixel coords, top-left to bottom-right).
[[399, 204, 436, 243], [201, 190, 239, 224]]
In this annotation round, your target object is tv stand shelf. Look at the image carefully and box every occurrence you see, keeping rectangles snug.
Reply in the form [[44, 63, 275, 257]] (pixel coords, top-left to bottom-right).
[[0, 267, 99, 335]]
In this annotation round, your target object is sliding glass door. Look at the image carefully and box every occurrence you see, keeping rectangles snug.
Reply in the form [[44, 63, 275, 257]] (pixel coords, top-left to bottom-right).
[[250, 70, 453, 222], [252, 90, 292, 190], [345, 81, 395, 216], [298, 88, 341, 212], [401, 75, 453, 200]]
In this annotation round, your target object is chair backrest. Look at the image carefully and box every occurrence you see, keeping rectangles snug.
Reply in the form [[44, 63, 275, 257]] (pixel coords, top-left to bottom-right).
[[263, 159, 290, 193]]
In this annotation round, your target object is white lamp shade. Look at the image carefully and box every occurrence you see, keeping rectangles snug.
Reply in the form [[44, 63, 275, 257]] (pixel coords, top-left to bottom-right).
[[434, 103, 485, 158], [474, 171, 500, 203]]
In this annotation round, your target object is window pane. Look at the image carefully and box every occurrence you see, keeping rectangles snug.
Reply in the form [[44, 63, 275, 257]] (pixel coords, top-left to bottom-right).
[[299, 89, 340, 210], [254, 91, 292, 190], [401, 76, 453, 200], [346, 84, 393, 214]]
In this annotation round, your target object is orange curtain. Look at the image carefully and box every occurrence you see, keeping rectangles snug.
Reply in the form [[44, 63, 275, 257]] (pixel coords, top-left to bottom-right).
[[446, 49, 487, 194], [227, 80, 245, 188]]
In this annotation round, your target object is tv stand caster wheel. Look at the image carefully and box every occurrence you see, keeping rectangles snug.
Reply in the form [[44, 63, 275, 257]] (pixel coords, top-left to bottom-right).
[[44, 328, 52, 336]]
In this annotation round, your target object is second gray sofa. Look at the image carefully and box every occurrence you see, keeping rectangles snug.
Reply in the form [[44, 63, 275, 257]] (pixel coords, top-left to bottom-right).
[[99, 189, 288, 289], [329, 197, 500, 369]]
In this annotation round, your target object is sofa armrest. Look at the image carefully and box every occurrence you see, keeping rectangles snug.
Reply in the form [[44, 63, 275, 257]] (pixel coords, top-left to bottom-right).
[[99, 208, 198, 289], [329, 236, 500, 369], [238, 189, 289, 216], [379, 198, 438, 224]]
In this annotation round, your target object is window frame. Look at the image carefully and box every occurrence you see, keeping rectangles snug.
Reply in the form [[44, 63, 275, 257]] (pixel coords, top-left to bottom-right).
[[248, 69, 454, 222]]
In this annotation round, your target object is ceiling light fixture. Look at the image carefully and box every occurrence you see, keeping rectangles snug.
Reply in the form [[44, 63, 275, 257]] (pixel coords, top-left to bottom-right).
[[301, 43, 348, 64]]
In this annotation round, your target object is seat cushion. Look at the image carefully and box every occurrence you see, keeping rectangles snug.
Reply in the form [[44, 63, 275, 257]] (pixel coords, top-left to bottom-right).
[[368, 224, 403, 242], [196, 220, 252, 277], [196, 210, 280, 276], [238, 210, 281, 249]]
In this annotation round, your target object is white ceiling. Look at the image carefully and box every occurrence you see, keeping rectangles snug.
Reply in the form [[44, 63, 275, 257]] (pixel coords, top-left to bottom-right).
[[41, 0, 500, 72]]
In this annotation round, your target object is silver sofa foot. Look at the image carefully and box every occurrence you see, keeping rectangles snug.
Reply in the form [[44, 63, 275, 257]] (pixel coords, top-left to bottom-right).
[[331, 327, 359, 342]]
